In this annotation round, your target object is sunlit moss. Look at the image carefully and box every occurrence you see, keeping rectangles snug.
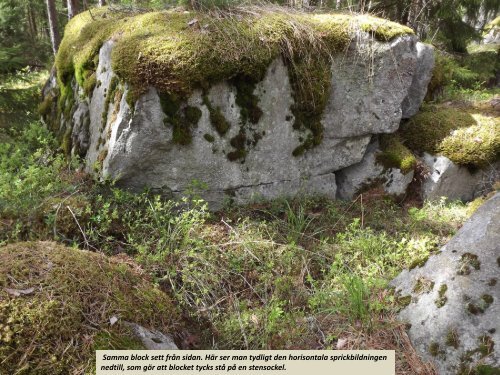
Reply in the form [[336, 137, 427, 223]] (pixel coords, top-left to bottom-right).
[[377, 134, 416, 173], [401, 105, 500, 167]]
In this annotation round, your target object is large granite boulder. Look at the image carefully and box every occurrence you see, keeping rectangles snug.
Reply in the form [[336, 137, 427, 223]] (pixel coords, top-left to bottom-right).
[[41, 9, 434, 208], [391, 193, 500, 374]]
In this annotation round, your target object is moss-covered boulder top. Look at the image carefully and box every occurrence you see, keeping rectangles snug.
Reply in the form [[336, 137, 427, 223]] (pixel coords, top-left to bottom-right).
[[56, 7, 413, 98], [0, 242, 181, 374]]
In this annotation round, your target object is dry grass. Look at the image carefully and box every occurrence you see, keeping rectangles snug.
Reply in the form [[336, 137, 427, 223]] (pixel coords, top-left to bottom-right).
[[319, 316, 437, 374]]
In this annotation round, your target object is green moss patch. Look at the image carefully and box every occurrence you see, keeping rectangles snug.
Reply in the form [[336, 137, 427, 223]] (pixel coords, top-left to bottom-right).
[[203, 94, 231, 136], [457, 252, 480, 275], [101, 76, 120, 130], [401, 105, 500, 168], [160, 92, 202, 145], [0, 242, 180, 373], [435, 283, 448, 308], [377, 134, 416, 174], [429, 342, 442, 357], [459, 335, 500, 374], [413, 277, 435, 294], [445, 328, 460, 349], [359, 16, 414, 41], [232, 75, 263, 125]]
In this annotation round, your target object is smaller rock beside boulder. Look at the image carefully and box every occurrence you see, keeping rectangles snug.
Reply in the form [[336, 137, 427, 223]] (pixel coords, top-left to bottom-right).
[[390, 193, 500, 374], [422, 153, 499, 202]]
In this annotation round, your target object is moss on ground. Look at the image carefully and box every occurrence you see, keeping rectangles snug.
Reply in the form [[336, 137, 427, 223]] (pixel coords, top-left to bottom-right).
[[445, 328, 460, 349], [377, 134, 416, 173], [55, 7, 412, 155], [400, 105, 500, 168], [0, 242, 180, 374]]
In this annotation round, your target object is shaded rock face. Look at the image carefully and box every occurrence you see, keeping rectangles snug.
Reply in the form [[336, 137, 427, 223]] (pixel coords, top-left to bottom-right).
[[422, 153, 500, 202], [45, 34, 433, 208], [336, 139, 414, 200], [401, 42, 435, 119], [391, 193, 500, 374]]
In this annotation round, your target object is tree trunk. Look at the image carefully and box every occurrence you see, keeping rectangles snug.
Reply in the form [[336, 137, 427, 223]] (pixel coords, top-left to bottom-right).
[[26, 5, 38, 41], [45, 0, 60, 55], [67, 0, 80, 19], [98, 0, 106, 6]]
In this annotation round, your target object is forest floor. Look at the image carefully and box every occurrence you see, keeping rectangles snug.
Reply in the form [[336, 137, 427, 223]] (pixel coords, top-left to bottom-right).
[[0, 66, 498, 374]]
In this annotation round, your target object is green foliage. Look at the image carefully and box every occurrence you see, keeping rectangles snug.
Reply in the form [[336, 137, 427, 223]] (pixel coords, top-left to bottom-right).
[[461, 50, 500, 87], [0, 122, 71, 225], [426, 51, 456, 101], [0, 107, 471, 351], [0, 69, 46, 128], [426, 49, 499, 102], [0, 0, 52, 74]]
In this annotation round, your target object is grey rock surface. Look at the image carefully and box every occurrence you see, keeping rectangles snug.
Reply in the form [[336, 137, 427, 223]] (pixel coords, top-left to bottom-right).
[[391, 192, 500, 374], [384, 167, 414, 196], [422, 153, 499, 202], [125, 322, 178, 350], [401, 42, 435, 119], [484, 25, 500, 45], [323, 34, 418, 137], [336, 140, 414, 200]]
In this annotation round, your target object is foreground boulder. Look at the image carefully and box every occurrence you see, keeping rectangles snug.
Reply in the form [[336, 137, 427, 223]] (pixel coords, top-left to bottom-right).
[[41, 7, 434, 208], [0, 242, 181, 373], [391, 193, 500, 374]]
